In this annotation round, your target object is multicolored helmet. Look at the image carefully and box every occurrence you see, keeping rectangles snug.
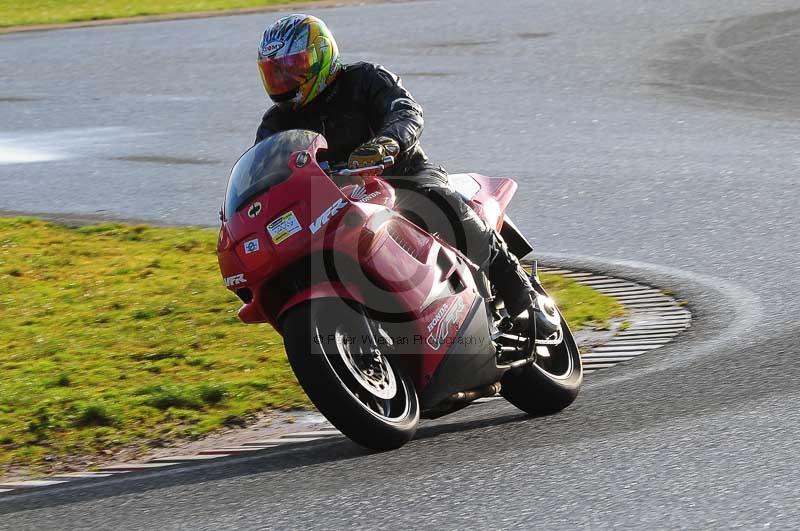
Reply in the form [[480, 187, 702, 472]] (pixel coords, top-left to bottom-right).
[[258, 14, 341, 111]]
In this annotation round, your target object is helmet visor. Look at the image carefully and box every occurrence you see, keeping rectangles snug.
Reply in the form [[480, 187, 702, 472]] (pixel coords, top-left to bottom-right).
[[258, 49, 317, 97]]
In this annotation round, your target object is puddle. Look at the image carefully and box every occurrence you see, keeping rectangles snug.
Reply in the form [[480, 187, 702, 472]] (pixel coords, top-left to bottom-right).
[[517, 32, 553, 40], [0, 146, 64, 164], [427, 40, 496, 49], [399, 72, 455, 78], [0, 127, 154, 165], [0, 96, 41, 103]]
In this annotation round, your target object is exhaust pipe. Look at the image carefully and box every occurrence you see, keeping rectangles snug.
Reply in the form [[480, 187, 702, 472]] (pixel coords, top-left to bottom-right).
[[445, 382, 501, 404]]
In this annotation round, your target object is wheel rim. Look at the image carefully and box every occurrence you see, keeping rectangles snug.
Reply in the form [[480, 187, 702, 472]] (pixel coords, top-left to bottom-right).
[[335, 328, 397, 400], [315, 318, 412, 422], [532, 338, 575, 380]]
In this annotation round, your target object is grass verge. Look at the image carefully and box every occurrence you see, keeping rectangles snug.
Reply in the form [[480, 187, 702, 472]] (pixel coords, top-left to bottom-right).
[[0, 217, 623, 475], [0, 0, 303, 28]]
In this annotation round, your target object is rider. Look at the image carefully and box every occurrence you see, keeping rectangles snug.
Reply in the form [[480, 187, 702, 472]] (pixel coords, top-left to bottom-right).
[[255, 14, 535, 318]]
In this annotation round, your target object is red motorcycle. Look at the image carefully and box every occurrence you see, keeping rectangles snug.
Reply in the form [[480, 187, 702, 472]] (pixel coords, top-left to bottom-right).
[[218, 130, 582, 450]]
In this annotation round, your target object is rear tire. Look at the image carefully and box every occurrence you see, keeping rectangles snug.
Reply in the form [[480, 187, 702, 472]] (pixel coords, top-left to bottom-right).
[[282, 299, 419, 451], [501, 307, 583, 416]]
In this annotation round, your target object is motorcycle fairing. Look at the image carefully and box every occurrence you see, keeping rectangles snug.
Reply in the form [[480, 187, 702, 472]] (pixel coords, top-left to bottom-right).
[[418, 296, 502, 409], [449, 173, 518, 231], [357, 214, 492, 390], [219, 133, 361, 326], [218, 130, 523, 407], [339, 179, 395, 209]]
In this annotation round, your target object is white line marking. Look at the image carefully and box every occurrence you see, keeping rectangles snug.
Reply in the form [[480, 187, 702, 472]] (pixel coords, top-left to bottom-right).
[[99, 463, 176, 471], [0, 480, 68, 488], [51, 472, 115, 478], [280, 431, 342, 439], [241, 437, 322, 446], [198, 447, 273, 454], [150, 455, 229, 461]]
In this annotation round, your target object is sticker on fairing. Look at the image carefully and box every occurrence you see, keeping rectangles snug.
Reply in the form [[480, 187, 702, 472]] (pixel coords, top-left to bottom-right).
[[267, 211, 302, 244], [310, 198, 347, 234], [350, 185, 381, 203], [247, 201, 262, 218], [243, 238, 260, 254], [426, 298, 467, 350], [224, 273, 246, 287]]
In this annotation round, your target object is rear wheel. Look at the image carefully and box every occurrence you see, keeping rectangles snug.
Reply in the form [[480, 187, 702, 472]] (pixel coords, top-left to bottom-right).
[[282, 299, 419, 450], [500, 294, 583, 415]]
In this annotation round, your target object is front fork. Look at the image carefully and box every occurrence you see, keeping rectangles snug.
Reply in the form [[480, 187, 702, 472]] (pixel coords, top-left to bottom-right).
[[528, 260, 564, 346], [493, 260, 564, 365]]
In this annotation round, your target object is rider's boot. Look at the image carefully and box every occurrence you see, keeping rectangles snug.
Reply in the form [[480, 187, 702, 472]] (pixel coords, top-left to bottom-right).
[[443, 192, 551, 338], [445, 195, 535, 319], [487, 230, 536, 318]]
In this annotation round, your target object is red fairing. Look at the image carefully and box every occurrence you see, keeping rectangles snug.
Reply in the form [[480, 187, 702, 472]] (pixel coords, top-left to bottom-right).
[[339, 178, 395, 209], [357, 216, 483, 386], [218, 132, 517, 393], [450, 173, 518, 231], [218, 133, 352, 327], [278, 281, 366, 320]]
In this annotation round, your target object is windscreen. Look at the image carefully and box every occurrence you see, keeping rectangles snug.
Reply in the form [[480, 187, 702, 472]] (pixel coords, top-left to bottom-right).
[[224, 130, 319, 219]]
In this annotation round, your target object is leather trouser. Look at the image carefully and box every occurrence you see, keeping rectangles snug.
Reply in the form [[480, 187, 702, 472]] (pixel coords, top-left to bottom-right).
[[385, 163, 534, 316]]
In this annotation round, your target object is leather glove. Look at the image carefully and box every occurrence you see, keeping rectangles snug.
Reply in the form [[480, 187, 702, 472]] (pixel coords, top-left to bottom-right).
[[348, 136, 400, 169]]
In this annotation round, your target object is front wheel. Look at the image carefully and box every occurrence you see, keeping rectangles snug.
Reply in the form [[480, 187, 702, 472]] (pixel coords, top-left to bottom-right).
[[282, 299, 419, 451], [501, 300, 583, 416]]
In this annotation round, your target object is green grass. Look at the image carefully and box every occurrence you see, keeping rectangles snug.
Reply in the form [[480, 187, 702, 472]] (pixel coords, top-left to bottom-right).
[[0, 0, 302, 28], [0, 217, 623, 475], [537, 271, 626, 331], [0, 217, 302, 474]]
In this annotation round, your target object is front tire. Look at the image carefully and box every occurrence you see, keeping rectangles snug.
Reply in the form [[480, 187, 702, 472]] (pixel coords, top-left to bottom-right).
[[282, 299, 419, 450]]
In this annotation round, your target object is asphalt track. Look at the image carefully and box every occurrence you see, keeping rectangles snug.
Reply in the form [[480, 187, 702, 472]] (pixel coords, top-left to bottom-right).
[[1, 0, 800, 528]]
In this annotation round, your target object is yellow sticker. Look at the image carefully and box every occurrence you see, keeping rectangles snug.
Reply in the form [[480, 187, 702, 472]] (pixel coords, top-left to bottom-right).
[[267, 211, 302, 244]]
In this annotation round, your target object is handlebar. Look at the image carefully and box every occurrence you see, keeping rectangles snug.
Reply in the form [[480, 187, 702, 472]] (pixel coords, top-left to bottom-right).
[[326, 156, 395, 178]]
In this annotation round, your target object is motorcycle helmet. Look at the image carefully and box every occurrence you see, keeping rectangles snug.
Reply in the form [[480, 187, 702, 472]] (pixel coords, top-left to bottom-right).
[[257, 14, 341, 111]]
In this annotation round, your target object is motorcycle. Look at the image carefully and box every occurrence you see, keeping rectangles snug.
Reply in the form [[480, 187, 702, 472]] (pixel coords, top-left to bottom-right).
[[217, 129, 582, 450]]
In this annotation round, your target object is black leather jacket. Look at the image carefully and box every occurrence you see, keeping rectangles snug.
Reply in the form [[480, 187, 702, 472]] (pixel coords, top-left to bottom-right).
[[255, 62, 428, 175]]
